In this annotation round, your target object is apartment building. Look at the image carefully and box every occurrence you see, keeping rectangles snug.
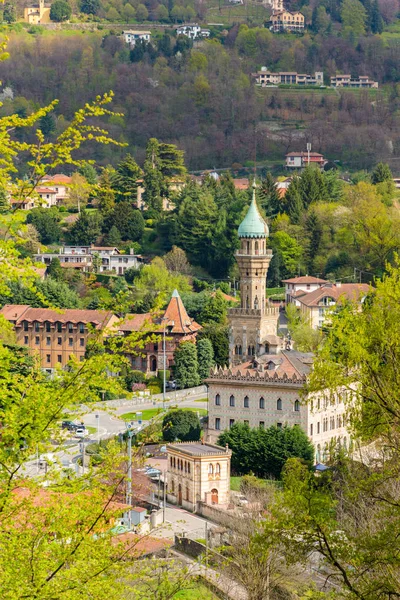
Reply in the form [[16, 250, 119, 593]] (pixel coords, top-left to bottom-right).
[[308, 388, 352, 462], [282, 275, 328, 304], [330, 74, 378, 89], [40, 174, 72, 203], [122, 30, 151, 46], [269, 10, 305, 32], [34, 246, 143, 275], [253, 69, 323, 87], [176, 24, 210, 39], [0, 305, 118, 372]]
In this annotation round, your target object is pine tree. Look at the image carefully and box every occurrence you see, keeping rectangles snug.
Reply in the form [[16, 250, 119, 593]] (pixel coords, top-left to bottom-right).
[[112, 154, 142, 202], [97, 170, 116, 218], [284, 179, 303, 224], [259, 173, 281, 216], [305, 210, 323, 271], [173, 341, 200, 389], [0, 187, 9, 213], [197, 338, 214, 381], [371, 162, 393, 184], [143, 138, 163, 216], [104, 225, 121, 246], [47, 257, 64, 281]]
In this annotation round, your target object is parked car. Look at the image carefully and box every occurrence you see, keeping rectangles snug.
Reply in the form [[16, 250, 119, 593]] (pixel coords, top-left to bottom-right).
[[75, 427, 87, 437], [61, 420, 78, 431], [166, 380, 177, 390], [146, 468, 161, 478]]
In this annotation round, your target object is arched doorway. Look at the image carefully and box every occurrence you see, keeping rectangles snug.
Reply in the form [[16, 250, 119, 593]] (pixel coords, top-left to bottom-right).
[[150, 355, 157, 372], [211, 489, 218, 505], [178, 484, 182, 505]]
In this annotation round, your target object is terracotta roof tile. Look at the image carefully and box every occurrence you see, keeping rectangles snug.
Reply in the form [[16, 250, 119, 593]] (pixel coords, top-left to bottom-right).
[[297, 283, 371, 307], [282, 276, 327, 284], [0, 305, 115, 329], [163, 290, 201, 334]]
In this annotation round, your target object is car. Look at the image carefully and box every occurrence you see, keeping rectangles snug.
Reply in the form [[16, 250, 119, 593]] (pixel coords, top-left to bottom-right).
[[61, 420, 77, 431], [75, 427, 87, 437], [146, 468, 162, 478], [166, 380, 177, 390]]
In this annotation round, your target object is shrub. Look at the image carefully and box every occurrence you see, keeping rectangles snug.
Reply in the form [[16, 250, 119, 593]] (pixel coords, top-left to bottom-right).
[[162, 409, 201, 442]]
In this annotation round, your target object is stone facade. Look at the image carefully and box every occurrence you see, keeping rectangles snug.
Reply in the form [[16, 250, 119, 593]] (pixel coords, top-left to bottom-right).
[[166, 442, 231, 512]]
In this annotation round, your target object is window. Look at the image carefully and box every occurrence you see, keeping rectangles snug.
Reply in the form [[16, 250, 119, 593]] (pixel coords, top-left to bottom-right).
[[46, 354, 51, 363], [46, 337, 51, 346], [79, 323, 84, 334], [69, 338, 73, 347], [188, 463, 190, 474], [229, 395, 235, 407], [310, 424, 313, 436], [154, 343, 158, 352], [23, 321, 29, 331], [80, 338, 84, 347], [35, 336, 39, 345], [215, 418, 221, 430], [215, 463, 221, 475], [277, 422, 282, 429], [24, 336, 28, 344], [57, 322, 62, 333], [244, 396, 249, 408], [259, 421, 265, 428], [68, 323, 73, 333], [277, 398, 282, 410], [57, 337, 62, 345], [294, 400, 300, 412], [45, 322, 51, 332], [259, 397, 265, 409], [208, 464, 213, 475], [34, 322, 40, 332], [57, 355, 62, 363], [229, 419, 235, 428], [317, 422, 320, 434], [215, 394, 221, 406]]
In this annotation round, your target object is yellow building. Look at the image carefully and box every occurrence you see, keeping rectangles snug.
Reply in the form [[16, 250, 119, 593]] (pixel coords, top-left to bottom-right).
[[24, 0, 51, 24], [270, 9, 305, 32]]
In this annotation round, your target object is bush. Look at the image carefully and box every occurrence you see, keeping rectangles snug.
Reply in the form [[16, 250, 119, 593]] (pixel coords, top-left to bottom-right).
[[162, 409, 201, 442]]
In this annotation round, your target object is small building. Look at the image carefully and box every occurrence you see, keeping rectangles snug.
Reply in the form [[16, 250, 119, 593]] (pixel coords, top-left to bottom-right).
[[296, 282, 371, 329], [285, 151, 326, 170], [0, 305, 119, 373], [35, 187, 58, 208], [282, 275, 328, 305], [122, 30, 151, 47], [166, 441, 231, 512], [330, 75, 378, 89], [33, 246, 143, 275], [119, 289, 201, 376], [253, 69, 323, 87], [176, 24, 210, 39], [24, 0, 50, 23], [269, 10, 305, 33], [40, 174, 72, 203]]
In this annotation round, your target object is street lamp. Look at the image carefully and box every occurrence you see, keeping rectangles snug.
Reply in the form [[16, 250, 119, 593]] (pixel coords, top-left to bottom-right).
[[95, 414, 100, 444], [125, 422, 134, 530], [161, 318, 174, 411]]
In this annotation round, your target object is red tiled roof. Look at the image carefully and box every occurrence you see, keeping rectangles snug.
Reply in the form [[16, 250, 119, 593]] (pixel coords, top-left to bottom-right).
[[119, 313, 152, 332], [282, 276, 327, 284], [163, 290, 201, 334], [114, 533, 171, 557], [0, 305, 115, 329], [233, 178, 249, 190], [297, 283, 371, 307], [35, 187, 57, 194], [42, 174, 72, 184], [286, 152, 324, 158]]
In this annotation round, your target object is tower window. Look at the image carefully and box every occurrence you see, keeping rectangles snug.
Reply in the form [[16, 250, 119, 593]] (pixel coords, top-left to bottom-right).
[[229, 395, 235, 407], [277, 398, 282, 410], [244, 396, 249, 408]]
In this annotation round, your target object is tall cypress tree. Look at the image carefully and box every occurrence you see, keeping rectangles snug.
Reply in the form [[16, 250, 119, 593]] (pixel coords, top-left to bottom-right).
[[305, 210, 323, 271]]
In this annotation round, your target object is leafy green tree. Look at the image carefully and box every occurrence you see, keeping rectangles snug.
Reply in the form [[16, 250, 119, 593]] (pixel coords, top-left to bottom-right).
[[135, 3, 148, 20], [197, 324, 229, 367], [38, 277, 81, 308], [283, 178, 303, 224], [199, 290, 227, 325], [173, 341, 200, 389], [105, 202, 144, 242], [78, 163, 97, 185], [50, 0, 72, 21], [341, 0, 367, 36], [122, 3, 136, 20], [0, 187, 10, 213], [104, 225, 121, 246], [26, 208, 61, 245], [111, 154, 142, 203], [3, 2, 16, 23], [197, 337, 214, 381], [143, 138, 164, 215], [271, 231, 303, 279], [155, 4, 169, 21], [46, 257, 64, 281], [312, 5, 330, 33], [219, 423, 314, 479], [97, 169, 116, 218], [68, 210, 102, 245], [162, 409, 201, 442], [371, 161, 393, 184], [305, 210, 323, 271], [80, 0, 100, 13]]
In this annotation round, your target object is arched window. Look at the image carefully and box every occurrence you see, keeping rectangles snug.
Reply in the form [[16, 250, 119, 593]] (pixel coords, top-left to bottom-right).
[[247, 241, 250, 254], [186, 486, 189, 501], [208, 463, 214, 475], [294, 400, 300, 412], [238, 345, 242, 355], [150, 355, 157, 372], [254, 296, 259, 310], [265, 343, 270, 354], [277, 398, 282, 410], [215, 394, 221, 406], [171, 480, 175, 493], [229, 395, 235, 407], [188, 462, 191, 474], [259, 397, 265, 409], [235, 345, 239, 355], [173, 457, 176, 468], [255, 241, 259, 255], [246, 296, 249, 309], [215, 463, 221, 475], [244, 396, 249, 408]]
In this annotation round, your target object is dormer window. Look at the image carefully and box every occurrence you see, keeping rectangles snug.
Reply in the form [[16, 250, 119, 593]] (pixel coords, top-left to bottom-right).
[[267, 361, 275, 370]]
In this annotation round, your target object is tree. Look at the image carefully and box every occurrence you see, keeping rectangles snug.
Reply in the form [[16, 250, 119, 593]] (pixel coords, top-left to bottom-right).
[[283, 178, 303, 224], [341, 0, 367, 36], [111, 154, 142, 203], [38, 277, 81, 308], [0, 187, 9, 213], [78, 163, 97, 185], [305, 210, 323, 271], [66, 172, 91, 212], [106, 202, 145, 242], [197, 324, 229, 367], [39, 113, 56, 137], [271, 231, 303, 279], [80, 0, 100, 13], [371, 161, 393, 184], [219, 423, 314, 479], [163, 246, 192, 274], [46, 257, 64, 281], [162, 409, 201, 441], [197, 337, 214, 381], [69, 210, 102, 245], [97, 170, 116, 218], [173, 341, 200, 389], [135, 3, 148, 20], [199, 290, 227, 325], [155, 4, 169, 21], [143, 138, 164, 215], [259, 172, 281, 217], [122, 3, 136, 20], [50, 0, 72, 21], [3, 2, 16, 22], [104, 225, 121, 246], [26, 208, 62, 245]]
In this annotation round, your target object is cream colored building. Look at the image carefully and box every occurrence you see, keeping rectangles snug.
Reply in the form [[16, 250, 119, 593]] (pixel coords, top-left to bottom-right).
[[283, 275, 327, 305], [166, 442, 231, 512], [24, 0, 50, 24], [270, 9, 305, 32], [228, 182, 279, 366]]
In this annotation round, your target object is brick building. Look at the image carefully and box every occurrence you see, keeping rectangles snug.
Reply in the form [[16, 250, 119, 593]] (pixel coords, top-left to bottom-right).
[[0, 305, 118, 373]]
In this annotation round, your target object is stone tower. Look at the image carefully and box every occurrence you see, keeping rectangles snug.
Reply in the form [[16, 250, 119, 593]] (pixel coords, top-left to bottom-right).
[[228, 183, 279, 366]]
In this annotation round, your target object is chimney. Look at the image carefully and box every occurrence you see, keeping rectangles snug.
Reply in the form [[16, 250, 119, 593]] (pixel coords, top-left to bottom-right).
[[336, 281, 342, 288]]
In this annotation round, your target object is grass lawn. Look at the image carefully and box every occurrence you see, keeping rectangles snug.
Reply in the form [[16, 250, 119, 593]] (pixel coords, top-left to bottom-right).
[[230, 476, 282, 490], [86, 426, 97, 434], [173, 584, 219, 599], [121, 407, 208, 422], [193, 398, 208, 402]]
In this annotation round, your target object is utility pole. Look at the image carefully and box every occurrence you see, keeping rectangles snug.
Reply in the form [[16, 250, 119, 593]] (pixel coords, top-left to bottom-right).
[[163, 470, 166, 522], [162, 317, 175, 411], [307, 142, 311, 166], [95, 414, 100, 444], [125, 425, 133, 530]]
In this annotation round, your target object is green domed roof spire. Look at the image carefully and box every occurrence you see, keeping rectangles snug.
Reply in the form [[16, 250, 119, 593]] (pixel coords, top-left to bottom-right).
[[238, 181, 269, 239]]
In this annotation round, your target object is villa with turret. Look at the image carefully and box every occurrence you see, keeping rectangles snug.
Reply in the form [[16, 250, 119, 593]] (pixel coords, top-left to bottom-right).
[[206, 184, 351, 463]]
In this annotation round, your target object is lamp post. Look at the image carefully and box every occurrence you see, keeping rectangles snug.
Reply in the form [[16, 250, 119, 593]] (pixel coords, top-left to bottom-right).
[[95, 414, 100, 444], [125, 422, 134, 530], [161, 318, 174, 411]]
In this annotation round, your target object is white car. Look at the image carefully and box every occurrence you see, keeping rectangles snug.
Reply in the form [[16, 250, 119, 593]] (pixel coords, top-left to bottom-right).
[[75, 427, 87, 437]]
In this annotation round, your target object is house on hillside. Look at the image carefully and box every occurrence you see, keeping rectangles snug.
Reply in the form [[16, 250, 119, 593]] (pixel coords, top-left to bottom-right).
[[122, 30, 151, 46], [34, 246, 143, 275], [253, 69, 323, 87], [330, 74, 378, 89], [285, 151, 326, 170], [40, 174, 72, 203], [282, 275, 328, 305], [24, 0, 50, 23], [35, 187, 58, 208], [269, 9, 305, 32], [176, 25, 210, 39]]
